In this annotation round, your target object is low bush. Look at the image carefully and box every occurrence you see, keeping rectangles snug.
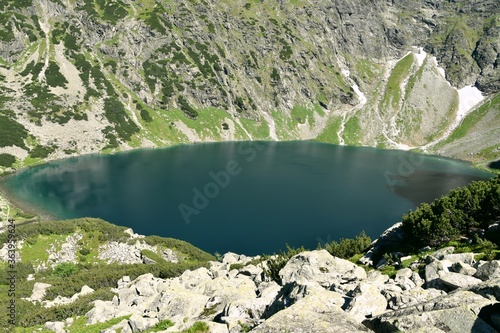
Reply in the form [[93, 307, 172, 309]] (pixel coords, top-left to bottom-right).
[[0, 153, 15, 167], [324, 231, 372, 259]]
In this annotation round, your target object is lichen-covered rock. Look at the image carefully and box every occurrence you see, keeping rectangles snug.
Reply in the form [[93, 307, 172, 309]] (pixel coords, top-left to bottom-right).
[[438, 271, 482, 290], [365, 290, 497, 333], [250, 291, 370, 333], [345, 283, 388, 322], [279, 250, 366, 289], [475, 260, 500, 281]]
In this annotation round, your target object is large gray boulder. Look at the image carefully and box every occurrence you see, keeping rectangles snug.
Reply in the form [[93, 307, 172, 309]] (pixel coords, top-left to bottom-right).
[[222, 281, 281, 321], [86, 300, 130, 325], [451, 261, 477, 276], [431, 247, 455, 260], [249, 291, 370, 333], [384, 287, 446, 311], [27, 282, 52, 302], [345, 282, 388, 322], [425, 260, 448, 290], [438, 271, 482, 290], [128, 314, 158, 333], [468, 277, 500, 301], [263, 282, 329, 318], [157, 288, 210, 325], [44, 321, 65, 333], [475, 260, 500, 281], [442, 253, 475, 265], [364, 290, 497, 333], [359, 222, 404, 267], [279, 250, 366, 289]]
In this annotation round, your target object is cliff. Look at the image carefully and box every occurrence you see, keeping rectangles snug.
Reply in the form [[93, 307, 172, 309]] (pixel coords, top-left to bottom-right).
[[0, 0, 498, 171]]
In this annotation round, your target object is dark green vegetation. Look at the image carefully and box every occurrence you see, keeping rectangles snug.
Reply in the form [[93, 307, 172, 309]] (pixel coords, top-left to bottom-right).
[[0, 115, 27, 149], [103, 97, 140, 142], [0, 153, 15, 167], [0, 218, 214, 329], [402, 175, 500, 249], [29, 144, 56, 158]]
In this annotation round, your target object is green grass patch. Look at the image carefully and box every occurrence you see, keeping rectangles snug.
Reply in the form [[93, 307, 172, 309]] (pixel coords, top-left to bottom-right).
[[343, 116, 361, 145], [291, 105, 315, 127], [381, 53, 414, 110], [445, 93, 500, 143], [315, 116, 342, 144], [238, 117, 270, 140]]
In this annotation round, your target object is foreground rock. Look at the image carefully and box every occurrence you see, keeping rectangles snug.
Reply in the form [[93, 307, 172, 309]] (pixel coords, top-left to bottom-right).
[[74, 247, 500, 333], [364, 290, 498, 333], [250, 291, 370, 333]]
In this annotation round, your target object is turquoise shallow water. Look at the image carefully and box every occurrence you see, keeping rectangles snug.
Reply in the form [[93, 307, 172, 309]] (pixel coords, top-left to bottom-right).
[[0, 142, 492, 255]]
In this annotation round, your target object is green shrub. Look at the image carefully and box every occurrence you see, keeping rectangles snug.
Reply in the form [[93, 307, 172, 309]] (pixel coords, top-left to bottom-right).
[[29, 144, 55, 158], [16, 288, 115, 327], [143, 319, 174, 332], [104, 97, 140, 141], [229, 263, 244, 271], [45, 61, 68, 88], [402, 175, 500, 249], [180, 321, 209, 333], [0, 153, 15, 167], [52, 262, 79, 277], [79, 247, 90, 256], [324, 231, 372, 259], [177, 96, 198, 118], [140, 108, 153, 122], [140, 249, 165, 264], [0, 115, 28, 149]]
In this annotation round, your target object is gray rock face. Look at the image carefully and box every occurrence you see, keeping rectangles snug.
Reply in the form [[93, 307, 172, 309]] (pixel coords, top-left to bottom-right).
[[384, 287, 446, 311], [438, 271, 482, 290], [128, 314, 158, 333], [44, 321, 66, 333], [79, 245, 500, 333], [279, 250, 366, 289], [431, 247, 455, 260], [345, 283, 388, 322], [475, 260, 500, 281], [360, 222, 404, 266], [250, 291, 370, 333], [451, 261, 477, 276], [365, 290, 498, 333]]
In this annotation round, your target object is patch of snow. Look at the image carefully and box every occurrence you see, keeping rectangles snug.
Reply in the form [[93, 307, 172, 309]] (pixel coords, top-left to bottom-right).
[[352, 84, 367, 106], [342, 69, 350, 77], [423, 86, 484, 149], [457, 86, 484, 118], [414, 47, 427, 66]]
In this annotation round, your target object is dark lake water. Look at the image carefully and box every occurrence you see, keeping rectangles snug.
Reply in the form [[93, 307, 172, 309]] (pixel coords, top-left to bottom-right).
[[0, 141, 492, 255]]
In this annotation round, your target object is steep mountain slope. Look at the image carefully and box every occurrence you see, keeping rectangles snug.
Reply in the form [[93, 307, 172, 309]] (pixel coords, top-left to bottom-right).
[[0, 0, 498, 170]]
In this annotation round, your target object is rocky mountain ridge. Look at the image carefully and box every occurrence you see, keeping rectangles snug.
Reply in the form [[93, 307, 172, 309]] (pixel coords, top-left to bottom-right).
[[0, 0, 498, 170]]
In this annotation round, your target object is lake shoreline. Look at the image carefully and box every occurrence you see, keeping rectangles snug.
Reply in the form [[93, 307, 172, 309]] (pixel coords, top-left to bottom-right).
[[1, 140, 497, 180]]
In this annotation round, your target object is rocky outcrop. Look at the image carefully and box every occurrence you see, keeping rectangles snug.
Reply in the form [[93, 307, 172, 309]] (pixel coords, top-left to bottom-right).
[[97, 240, 178, 265], [76, 247, 500, 333], [0, 0, 498, 167], [250, 291, 370, 333]]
